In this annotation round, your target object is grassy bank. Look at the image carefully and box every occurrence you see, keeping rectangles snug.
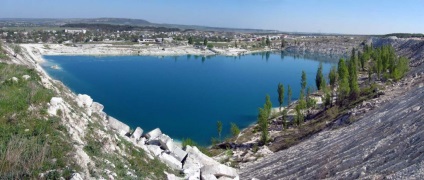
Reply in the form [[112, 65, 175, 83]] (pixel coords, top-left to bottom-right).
[[0, 63, 79, 178]]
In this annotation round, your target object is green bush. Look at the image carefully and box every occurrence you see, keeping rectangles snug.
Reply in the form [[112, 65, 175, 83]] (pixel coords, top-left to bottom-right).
[[230, 123, 240, 137]]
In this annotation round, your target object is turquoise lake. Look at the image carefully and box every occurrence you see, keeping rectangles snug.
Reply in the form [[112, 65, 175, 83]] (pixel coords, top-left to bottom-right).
[[42, 53, 336, 145]]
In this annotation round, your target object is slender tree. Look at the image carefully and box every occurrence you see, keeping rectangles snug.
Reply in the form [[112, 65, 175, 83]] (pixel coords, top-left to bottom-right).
[[230, 123, 240, 137], [188, 37, 193, 44], [321, 76, 327, 93], [329, 65, 338, 90], [287, 85, 292, 105], [295, 105, 303, 126], [277, 83, 285, 111], [349, 54, 360, 100], [217, 121, 223, 140], [315, 62, 324, 90], [301, 70, 307, 93], [282, 109, 288, 130], [258, 107, 268, 144], [265, 94, 273, 117], [298, 90, 306, 109], [337, 58, 350, 105], [203, 38, 208, 46], [281, 37, 286, 49]]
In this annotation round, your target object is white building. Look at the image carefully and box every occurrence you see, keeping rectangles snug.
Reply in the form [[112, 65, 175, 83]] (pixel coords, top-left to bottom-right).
[[139, 39, 156, 44], [65, 29, 87, 34]]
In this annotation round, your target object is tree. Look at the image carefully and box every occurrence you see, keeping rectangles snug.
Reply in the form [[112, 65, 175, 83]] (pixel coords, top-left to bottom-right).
[[217, 121, 222, 140], [265, 94, 273, 117], [277, 83, 285, 111], [230, 123, 240, 137], [373, 48, 383, 80], [257, 108, 269, 144], [207, 44, 214, 49], [315, 62, 324, 90], [348, 55, 360, 100], [306, 86, 316, 108], [359, 51, 367, 71], [203, 38, 208, 46], [281, 37, 286, 49], [329, 65, 338, 90], [337, 58, 350, 105], [298, 90, 306, 109], [391, 56, 409, 81], [266, 37, 271, 47], [188, 37, 193, 44], [301, 70, 307, 93], [324, 92, 331, 109], [287, 85, 292, 105], [234, 41, 238, 48], [282, 109, 288, 130], [321, 77, 327, 93], [295, 105, 303, 126]]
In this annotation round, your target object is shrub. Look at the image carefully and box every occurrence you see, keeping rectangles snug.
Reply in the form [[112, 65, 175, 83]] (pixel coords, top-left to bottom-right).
[[230, 123, 240, 137], [182, 138, 197, 148]]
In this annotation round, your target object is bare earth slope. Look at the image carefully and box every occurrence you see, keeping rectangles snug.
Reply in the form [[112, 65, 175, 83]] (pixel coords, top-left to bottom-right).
[[240, 76, 424, 179]]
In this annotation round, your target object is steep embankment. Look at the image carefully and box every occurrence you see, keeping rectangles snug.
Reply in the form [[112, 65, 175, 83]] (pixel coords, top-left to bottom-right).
[[285, 36, 367, 56], [240, 71, 424, 179], [240, 38, 424, 179], [372, 37, 424, 67]]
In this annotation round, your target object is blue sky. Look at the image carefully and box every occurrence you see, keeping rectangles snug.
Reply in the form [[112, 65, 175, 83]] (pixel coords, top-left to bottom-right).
[[0, 0, 423, 34]]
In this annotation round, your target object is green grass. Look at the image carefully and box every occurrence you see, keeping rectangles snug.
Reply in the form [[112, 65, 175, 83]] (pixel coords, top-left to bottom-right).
[[0, 53, 8, 60], [0, 63, 79, 178]]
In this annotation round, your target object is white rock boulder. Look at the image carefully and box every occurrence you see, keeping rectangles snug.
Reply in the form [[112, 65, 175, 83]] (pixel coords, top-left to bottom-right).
[[171, 146, 188, 162], [107, 116, 130, 136], [201, 174, 217, 180], [50, 97, 63, 106], [22, 75, 31, 80], [11, 77, 18, 83], [159, 153, 182, 170], [200, 164, 238, 179], [76, 94, 93, 108], [47, 97, 63, 116], [185, 145, 219, 166], [183, 156, 202, 179], [147, 145, 163, 157], [145, 128, 162, 140], [158, 134, 174, 151], [70, 173, 83, 180], [131, 127, 143, 140]]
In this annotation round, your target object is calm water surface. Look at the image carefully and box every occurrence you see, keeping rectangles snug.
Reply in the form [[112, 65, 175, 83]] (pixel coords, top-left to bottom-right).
[[42, 53, 336, 145]]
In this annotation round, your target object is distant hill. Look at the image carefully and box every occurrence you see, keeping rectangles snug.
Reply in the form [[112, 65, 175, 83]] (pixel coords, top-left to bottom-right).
[[384, 33, 424, 38], [0, 18, 278, 33], [73, 18, 152, 26]]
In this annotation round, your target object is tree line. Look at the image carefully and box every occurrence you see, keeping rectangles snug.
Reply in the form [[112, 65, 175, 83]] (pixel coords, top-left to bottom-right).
[[255, 43, 409, 145]]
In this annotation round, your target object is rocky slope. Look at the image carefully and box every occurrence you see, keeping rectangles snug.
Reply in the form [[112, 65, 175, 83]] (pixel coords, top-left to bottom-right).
[[284, 36, 368, 57], [372, 37, 424, 67], [240, 61, 424, 179]]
